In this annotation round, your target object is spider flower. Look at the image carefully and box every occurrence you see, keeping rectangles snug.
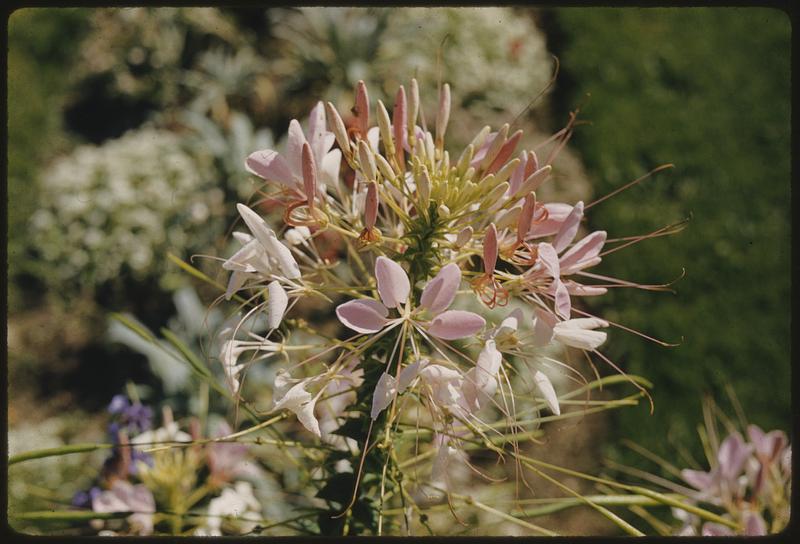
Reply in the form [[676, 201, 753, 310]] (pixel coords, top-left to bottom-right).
[[335, 257, 485, 341]]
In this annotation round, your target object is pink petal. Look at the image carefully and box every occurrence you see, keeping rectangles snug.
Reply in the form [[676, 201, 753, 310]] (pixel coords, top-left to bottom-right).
[[336, 299, 389, 334], [560, 231, 607, 274], [701, 523, 735, 537], [533, 307, 557, 346], [537, 242, 561, 279], [744, 512, 768, 536], [563, 280, 608, 297], [286, 119, 307, 178], [681, 469, 712, 490], [554, 279, 571, 319], [470, 131, 498, 167], [484, 223, 498, 274], [308, 101, 334, 164], [245, 149, 295, 188], [420, 263, 461, 315], [427, 310, 485, 340], [375, 256, 410, 309], [527, 202, 573, 238], [508, 151, 528, 195], [552, 201, 584, 253], [718, 432, 752, 481]]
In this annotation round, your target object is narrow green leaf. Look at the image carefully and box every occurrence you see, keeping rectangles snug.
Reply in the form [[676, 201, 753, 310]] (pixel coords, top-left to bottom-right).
[[160, 328, 212, 378], [9, 443, 113, 465], [109, 313, 156, 344], [10, 510, 131, 522]]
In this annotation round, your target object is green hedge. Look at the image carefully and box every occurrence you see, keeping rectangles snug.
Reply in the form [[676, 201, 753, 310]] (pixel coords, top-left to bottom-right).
[[546, 8, 791, 461]]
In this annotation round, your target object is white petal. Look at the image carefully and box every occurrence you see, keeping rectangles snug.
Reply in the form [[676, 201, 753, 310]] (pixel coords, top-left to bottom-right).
[[533, 370, 560, 415], [267, 281, 288, 329]]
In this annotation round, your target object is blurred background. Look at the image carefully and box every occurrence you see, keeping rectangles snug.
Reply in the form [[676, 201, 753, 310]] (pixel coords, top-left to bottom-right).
[[7, 7, 791, 535]]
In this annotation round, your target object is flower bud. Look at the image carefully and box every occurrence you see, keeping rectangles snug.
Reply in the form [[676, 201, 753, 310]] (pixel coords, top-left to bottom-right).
[[358, 140, 377, 181], [518, 193, 536, 242], [375, 153, 395, 181], [480, 124, 509, 172], [484, 223, 498, 274], [417, 167, 431, 211], [393, 85, 407, 169], [365, 181, 378, 230], [407, 78, 420, 143], [326, 101, 350, 158], [525, 150, 539, 178], [468, 126, 491, 151], [354, 80, 369, 139], [513, 165, 552, 198], [435, 83, 451, 150], [301, 142, 317, 208], [376, 100, 395, 157], [487, 129, 523, 175]]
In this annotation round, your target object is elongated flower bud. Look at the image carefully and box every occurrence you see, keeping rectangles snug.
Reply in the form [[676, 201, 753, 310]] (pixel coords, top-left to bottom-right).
[[480, 124, 510, 172], [365, 181, 378, 230], [376, 100, 395, 157], [435, 83, 451, 151], [354, 80, 369, 139], [484, 223, 498, 274], [417, 167, 431, 211], [375, 152, 395, 181], [487, 129, 523, 175], [513, 165, 552, 198], [518, 193, 536, 242], [393, 86, 407, 169], [302, 142, 317, 208], [525, 150, 539, 178], [469, 126, 491, 150], [456, 144, 474, 176], [408, 78, 420, 144], [358, 140, 377, 181], [326, 101, 350, 158]]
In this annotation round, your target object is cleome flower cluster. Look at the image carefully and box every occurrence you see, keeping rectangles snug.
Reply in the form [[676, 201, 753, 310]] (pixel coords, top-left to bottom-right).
[[216, 78, 643, 510]]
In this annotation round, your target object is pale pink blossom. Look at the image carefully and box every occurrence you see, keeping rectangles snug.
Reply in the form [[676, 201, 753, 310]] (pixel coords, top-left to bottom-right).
[[336, 257, 485, 340], [245, 102, 341, 195]]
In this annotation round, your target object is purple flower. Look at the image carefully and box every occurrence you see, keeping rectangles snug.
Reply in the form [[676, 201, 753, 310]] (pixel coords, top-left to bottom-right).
[[108, 395, 130, 415], [72, 486, 101, 509]]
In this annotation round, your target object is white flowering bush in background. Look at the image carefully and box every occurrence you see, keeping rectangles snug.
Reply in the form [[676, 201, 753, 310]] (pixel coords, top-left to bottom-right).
[[270, 7, 553, 146], [29, 128, 225, 292]]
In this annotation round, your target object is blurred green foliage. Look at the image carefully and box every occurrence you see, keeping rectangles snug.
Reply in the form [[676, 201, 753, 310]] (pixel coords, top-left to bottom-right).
[[546, 8, 791, 461], [8, 8, 90, 311]]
